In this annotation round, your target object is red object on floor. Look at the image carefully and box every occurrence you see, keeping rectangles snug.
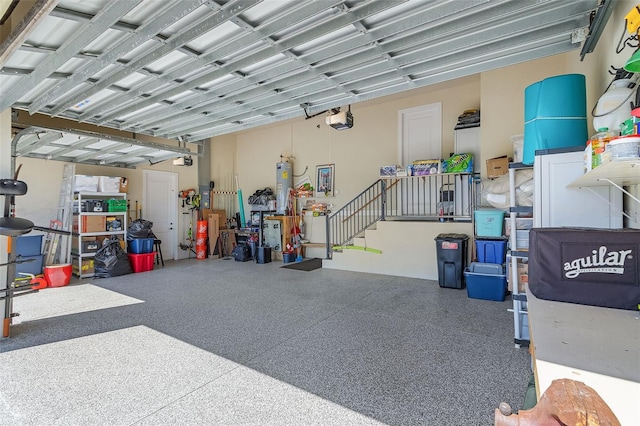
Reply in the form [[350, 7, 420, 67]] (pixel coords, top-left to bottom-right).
[[44, 264, 72, 287], [128, 252, 156, 273], [30, 275, 48, 290]]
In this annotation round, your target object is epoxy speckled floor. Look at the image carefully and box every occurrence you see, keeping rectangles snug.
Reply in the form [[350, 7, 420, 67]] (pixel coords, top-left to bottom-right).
[[1, 258, 531, 425]]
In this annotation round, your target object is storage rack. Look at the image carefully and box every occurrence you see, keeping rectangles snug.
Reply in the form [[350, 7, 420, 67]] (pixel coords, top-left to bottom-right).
[[72, 192, 127, 278], [508, 162, 533, 348]]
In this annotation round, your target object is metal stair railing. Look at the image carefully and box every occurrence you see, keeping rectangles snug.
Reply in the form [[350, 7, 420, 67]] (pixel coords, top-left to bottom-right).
[[325, 179, 389, 258], [325, 173, 477, 258]]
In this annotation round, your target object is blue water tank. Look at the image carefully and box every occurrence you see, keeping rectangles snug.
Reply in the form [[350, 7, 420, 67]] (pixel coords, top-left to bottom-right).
[[523, 74, 588, 165]]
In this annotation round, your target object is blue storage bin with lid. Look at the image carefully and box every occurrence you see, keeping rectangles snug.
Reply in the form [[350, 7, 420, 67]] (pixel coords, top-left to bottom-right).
[[15, 235, 43, 256], [475, 239, 507, 264], [127, 238, 155, 254], [474, 209, 505, 237], [15, 254, 44, 278], [464, 262, 507, 301]]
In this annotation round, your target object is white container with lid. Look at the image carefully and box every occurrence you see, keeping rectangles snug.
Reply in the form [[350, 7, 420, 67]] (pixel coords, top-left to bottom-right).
[[606, 135, 640, 160], [593, 79, 635, 132]]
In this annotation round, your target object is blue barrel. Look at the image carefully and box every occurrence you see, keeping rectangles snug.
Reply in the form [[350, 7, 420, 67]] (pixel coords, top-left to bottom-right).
[[523, 74, 588, 165]]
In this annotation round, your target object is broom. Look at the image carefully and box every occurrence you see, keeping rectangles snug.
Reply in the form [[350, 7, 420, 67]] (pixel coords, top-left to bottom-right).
[[235, 174, 246, 229]]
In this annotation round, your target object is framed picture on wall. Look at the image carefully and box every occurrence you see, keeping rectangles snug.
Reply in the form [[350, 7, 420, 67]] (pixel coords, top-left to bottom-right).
[[315, 164, 335, 197]]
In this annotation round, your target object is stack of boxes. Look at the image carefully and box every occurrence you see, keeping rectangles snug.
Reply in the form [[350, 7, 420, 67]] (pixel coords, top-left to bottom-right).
[[465, 209, 508, 301]]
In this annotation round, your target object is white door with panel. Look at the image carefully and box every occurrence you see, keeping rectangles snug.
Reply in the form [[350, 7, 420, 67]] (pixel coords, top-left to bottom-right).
[[143, 170, 178, 260], [398, 103, 442, 214], [398, 102, 442, 165]]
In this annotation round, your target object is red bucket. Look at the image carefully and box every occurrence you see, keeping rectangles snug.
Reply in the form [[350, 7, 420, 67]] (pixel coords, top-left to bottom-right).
[[44, 264, 72, 287], [196, 242, 207, 260], [196, 220, 208, 235]]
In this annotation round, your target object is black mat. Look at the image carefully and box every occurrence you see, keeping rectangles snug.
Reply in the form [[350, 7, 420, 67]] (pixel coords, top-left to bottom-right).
[[281, 257, 322, 271]]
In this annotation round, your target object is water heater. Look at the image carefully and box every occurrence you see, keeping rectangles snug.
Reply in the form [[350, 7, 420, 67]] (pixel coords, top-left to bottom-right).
[[276, 160, 292, 215]]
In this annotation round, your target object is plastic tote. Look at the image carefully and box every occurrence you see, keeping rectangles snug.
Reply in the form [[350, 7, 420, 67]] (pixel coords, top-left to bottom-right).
[[464, 262, 507, 301], [475, 239, 507, 264], [474, 209, 505, 237], [523, 74, 588, 165], [127, 238, 154, 254]]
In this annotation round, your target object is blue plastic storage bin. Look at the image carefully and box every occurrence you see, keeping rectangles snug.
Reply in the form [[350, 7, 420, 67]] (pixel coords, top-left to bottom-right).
[[475, 239, 507, 264], [128, 238, 155, 254], [15, 254, 44, 278], [15, 235, 43, 256], [464, 262, 507, 301], [474, 209, 505, 237]]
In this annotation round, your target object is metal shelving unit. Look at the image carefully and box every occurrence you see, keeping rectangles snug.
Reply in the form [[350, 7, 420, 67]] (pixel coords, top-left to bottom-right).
[[508, 162, 533, 348], [72, 192, 127, 278]]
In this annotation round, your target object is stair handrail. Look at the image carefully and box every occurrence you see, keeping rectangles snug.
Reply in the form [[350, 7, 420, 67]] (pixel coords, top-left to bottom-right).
[[323, 173, 478, 259], [325, 179, 386, 259]]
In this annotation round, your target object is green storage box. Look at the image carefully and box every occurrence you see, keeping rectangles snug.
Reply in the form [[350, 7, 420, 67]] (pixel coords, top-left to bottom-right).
[[104, 199, 127, 212]]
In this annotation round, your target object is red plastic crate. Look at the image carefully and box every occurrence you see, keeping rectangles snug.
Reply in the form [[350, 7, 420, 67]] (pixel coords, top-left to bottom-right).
[[128, 252, 156, 273]]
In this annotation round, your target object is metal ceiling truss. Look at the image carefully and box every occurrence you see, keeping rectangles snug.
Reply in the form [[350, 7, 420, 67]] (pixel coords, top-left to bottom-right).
[[0, 0, 611, 165], [11, 126, 198, 169]]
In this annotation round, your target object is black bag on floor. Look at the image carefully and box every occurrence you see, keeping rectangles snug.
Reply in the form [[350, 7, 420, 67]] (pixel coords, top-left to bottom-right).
[[232, 244, 251, 262], [94, 239, 133, 278], [528, 227, 640, 310]]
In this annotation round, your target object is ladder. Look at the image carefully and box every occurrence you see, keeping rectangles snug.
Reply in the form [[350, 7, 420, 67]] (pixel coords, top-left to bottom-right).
[[44, 164, 74, 265]]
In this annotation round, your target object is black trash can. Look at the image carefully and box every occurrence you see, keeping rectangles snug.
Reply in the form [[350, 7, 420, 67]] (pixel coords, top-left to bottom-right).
[[435, 233, 469, 289]]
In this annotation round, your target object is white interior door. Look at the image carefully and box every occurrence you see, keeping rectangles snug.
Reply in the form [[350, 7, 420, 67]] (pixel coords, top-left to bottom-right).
[[398, 103, 442, 214], [398, 102, 442, 165], [143, 170, 178, 260]]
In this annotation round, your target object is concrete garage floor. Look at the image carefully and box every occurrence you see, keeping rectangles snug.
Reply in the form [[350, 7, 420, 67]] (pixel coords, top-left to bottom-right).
[[1, 258, 531, 425]]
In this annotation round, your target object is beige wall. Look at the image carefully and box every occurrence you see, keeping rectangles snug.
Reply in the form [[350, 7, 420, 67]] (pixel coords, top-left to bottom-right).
[[217, 75, 481, 218]]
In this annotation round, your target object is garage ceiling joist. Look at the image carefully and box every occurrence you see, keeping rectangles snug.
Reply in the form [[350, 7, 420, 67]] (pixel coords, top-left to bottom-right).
[[0, 0, 612, 150]]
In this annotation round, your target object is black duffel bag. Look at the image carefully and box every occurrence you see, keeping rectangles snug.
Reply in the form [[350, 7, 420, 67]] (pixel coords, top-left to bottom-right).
[[528, 227, 640, 310], [232, 244, 251, 262]]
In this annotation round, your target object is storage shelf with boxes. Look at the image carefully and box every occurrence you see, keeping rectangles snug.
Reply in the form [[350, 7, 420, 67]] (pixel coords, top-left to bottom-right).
[[72, 191, 127, 278]]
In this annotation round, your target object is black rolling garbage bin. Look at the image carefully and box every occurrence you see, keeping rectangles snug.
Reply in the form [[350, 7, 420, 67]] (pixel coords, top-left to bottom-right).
[[435, 233, 469, 289]]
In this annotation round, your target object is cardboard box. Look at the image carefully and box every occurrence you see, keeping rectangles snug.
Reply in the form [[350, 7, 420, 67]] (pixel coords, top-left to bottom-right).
[[119, 177, 128, 193], [412, 159, 441, 176], [208, 213, 220, 257], [72, 236, 98, 253], [379, 165, 399, 177], [73, 216, 107, 233], [73, 259, 95, 275], [211, 209, 227, 229], [507, 260, 528, 293], [486, 156, 509, 178], [106, 216, 123, 231]]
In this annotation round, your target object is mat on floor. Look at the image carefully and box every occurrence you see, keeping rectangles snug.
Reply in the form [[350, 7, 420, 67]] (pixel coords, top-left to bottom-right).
[[281, 258, 322, 271]]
